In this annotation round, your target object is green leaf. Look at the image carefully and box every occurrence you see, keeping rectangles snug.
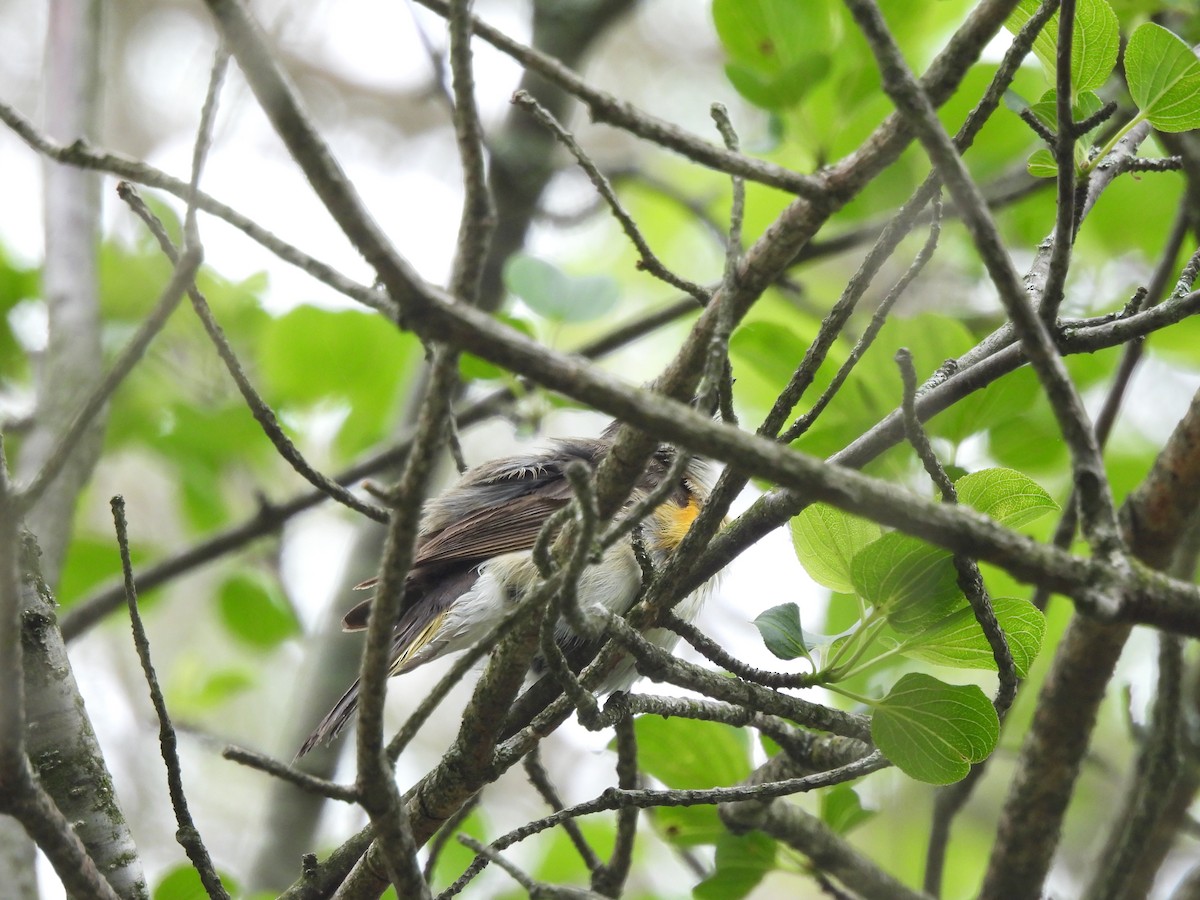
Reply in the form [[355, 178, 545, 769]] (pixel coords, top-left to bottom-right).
[[693, 831, 777, 899], [791, 503, 881, 593], [954, 468, 1058, 528], [713, 0, 834, 110], [899, 597, 1047, 678], [753, 603, 811, 662], [154, 864, 238, 900], [1026, 148, 1058, 177], [217, 572, 301, 648], [850, 533, 964, 633], [58, 536, 151, 609], [503, 254, 619, 323], [1125, 23, 1200, 133], [259, 305, 420, 459], [169, 667, 255, 715], [1006, 0, 1119, 94], [725, 55, 832, 111], [1069, 0, 1120, 92], [632, 717, 751, 789], [820, 783, 874, 834], [871, 673, 1000, 784], [652, 805, 727, 847]]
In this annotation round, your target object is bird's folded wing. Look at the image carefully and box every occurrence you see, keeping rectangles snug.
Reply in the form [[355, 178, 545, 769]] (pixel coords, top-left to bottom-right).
[[341, 492, 571, 631]]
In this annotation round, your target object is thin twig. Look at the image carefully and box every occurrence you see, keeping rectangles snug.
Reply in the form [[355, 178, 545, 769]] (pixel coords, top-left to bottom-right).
[[663, 613, 819, 689], [843, 0, 1125, 565], [0, 98, 397, 318], [221, 745, 358, 803], [111, 497, 230, 900], [442, 753, 887, 897], [412, 0, 824, 198], [523, 749, 601, 874], [447, 0, 494, 305], [1040, 0, 1078, 325], [423, 793, 481, 882], [512, 90, 710, 304], [356, 351, 462, 898], [592, 716, 638, 897], [117, 183, 390, 524], [782, 195, 943, 443]]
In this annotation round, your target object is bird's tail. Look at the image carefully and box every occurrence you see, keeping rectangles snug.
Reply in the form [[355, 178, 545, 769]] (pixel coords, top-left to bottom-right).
[[296, 678, 361, 758]]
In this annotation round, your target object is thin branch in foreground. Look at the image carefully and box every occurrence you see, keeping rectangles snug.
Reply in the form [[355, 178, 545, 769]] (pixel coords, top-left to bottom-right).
[[444, 752, 889, 898], [423, 793, 481, 883], [111, 496, 230, 900], [843, 0, 1124, 564], [356, 352, 464, 899], [783, 193, 943, 444], [447, 0, 494, 304], [413, 0, 825, 199], [116, 182, 390, 525], [220, 745, 358, 803], [512, 89, 711, 305], [523, 748, 601, 875], [592, 715, 638, 898], [896, 349, 1016, 715], [457, 835, 607, 899], [663, 612, 818, 689], [183, 43, 229, 247]]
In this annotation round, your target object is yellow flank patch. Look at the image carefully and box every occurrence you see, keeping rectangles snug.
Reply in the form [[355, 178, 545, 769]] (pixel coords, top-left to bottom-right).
[[652, 496, 702, 551], [392, 612, 447, 673]]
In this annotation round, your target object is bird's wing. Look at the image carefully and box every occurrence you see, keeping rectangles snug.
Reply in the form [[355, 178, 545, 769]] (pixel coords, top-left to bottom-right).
[[341, 492, 572, 631], [414, 492, 573, 565]]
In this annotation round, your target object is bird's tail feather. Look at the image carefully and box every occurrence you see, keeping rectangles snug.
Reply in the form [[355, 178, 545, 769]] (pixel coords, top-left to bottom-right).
[[296, 678, 361, 758]]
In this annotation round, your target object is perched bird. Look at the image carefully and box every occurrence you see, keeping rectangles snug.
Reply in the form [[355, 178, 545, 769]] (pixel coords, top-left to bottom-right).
[[298, 427, 718, 757]]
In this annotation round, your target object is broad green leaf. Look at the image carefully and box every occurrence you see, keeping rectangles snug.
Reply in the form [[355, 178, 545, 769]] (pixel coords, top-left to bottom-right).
[[1125, 23, 1200, 133], [58, 536, 150, 609], [217, 572, 301, 648], [632, 717, 751, 790], [652, 805, 727, 847], [1069, 0, 1119, 92], [503, 254, 619, 323], [850, 532, 964, 633], [167, 666, 255, 716], [724, 56, 831, 111], [929, 367, 1040, 445], [713, 0, 835, 110], [693, 832, 777, 900], [955, 468, 1058, 529], [259, 305, 419, 459], [871, 673, 1000, 784], [1006, 0, 1119, 94], [154, 864, 238, 900], [792, 503, 881, 593], [900, 597, 1047, 677], [820, 783, 874, 834], [1026, 148, 1058, 177], [753, 602, 811, 662]]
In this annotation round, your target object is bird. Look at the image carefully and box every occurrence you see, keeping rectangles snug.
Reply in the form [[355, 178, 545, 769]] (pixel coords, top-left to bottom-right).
[[297, 426, 719, 757]]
